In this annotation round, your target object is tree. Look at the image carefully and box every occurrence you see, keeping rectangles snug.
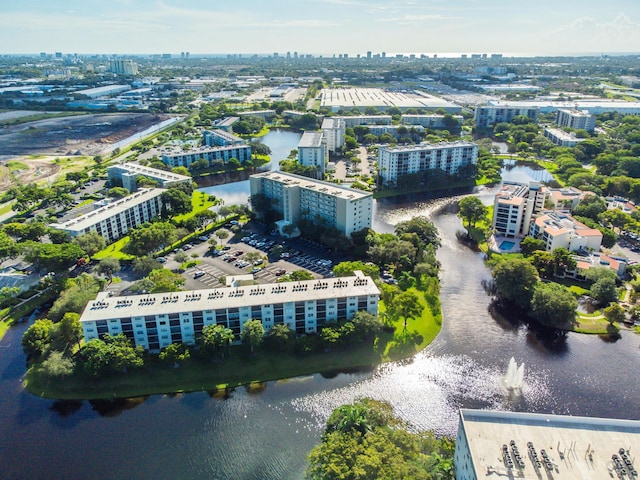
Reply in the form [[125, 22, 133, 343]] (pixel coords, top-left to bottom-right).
[[161, 188, 192, 216], [590, 277, 618, 305], [78, 334, 144, 377], [241, 319, 264, 354], [332, 261, 379, 279], [491, 258, 538, 309], [214, 229, 229, 246], [0, 230, 19, 262], [390, 291, 423, 329], [108, 187, 130, 199], [159, 343, 191, 364], [266, 324, 293, 352], [95, 257, 120, 281], [394, 216, 440, 247], [132, 256, 163, 277], [519, 237, 545, 257], [147, 269, 185, 293], [351, 311, 381, 343], [194, 210, 217, 231], [127, 221, 178, 255], [21, 319, 54, 357], [458, 196, 488, 235], [530, 283, 578, 327], [21, 241, 86, 274], [198, 324, 235, 360], [48, 273, 102, 321], [278, 270, 314, 282], [40, 350, 75, 378], [58, 312, 83, 350], [603, 303, 625, 325], [320, 326, 341, 348], [174, 251, 189, 264]]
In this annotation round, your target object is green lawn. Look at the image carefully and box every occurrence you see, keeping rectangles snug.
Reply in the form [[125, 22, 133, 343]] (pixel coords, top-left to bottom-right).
[[0, 201, 15, 216]]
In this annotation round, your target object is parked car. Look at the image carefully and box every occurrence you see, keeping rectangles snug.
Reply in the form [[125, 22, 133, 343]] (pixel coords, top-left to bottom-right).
[[193, 271, 206, 279], [157, 257, 167, 263], [275, 269, 286, 276]]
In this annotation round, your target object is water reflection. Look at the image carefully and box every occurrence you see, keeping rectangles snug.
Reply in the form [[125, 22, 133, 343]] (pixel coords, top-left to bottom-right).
[[89, 396, 148, 417]]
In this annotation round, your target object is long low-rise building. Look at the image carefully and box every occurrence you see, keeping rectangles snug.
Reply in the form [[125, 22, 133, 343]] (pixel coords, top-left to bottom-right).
[[80, 271, 380, 351], [474, 104, 540, 128], [378, 141, 478, 186], [50, 188, 164, 243], [249, 171, 372, 238], [161, 144, 252, 169], [455, 409, 640, 480], [107, 163, 191, 192], [203, 129, 244, 146], [322, 88, 460, 113], [544, 127, 586, 147], [401, 114, 463, 129], [483, 99, 640, 116]]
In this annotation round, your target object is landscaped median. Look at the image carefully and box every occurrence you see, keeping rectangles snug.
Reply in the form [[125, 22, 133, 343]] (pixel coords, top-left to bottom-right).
[[24, 291, 443, 400]]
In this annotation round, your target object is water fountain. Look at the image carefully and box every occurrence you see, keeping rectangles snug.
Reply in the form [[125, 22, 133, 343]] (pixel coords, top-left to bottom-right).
[[504, 357, 525, 391]]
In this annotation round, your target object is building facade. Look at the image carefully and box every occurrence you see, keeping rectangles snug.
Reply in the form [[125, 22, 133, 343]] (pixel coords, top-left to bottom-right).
[[249, 171, 373, 238], [107, 163, 191, 192], [455, 409, 640, 480], [401, 114, 463, 129], [202, 129, 245, 146], [337, 115, 392, 127], [529, 212, 602, 252], [321, 117, 345, 154], [377, 141, 478, 186], [297, 131, 327, 177], [109, 59, 138, 76], [492, 182, 547, 238], [555, 108, 596, 132], [543, 127, 586, 147], [50, 188, 164, 243], [80, 272, 380, 351], [161, 144, 252, 169], [474, 105, 540, 128]]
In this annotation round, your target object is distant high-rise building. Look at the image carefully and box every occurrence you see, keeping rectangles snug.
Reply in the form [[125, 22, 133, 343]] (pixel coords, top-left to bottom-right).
[[109, 59, 138, 76], [55, 52, 62, 58], [381, 52, 386, 58], [162, 53, 171, 58], [286, 51, 291, 59], [40, 52, 46, 58], [273, 52, 279, 58], [294, 51, 298, 59], [366, 51, 372, 58]]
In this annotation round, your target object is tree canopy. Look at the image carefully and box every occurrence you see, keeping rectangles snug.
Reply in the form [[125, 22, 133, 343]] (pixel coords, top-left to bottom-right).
[[530, 282, 578, 327], [491, 257, 538, 309]]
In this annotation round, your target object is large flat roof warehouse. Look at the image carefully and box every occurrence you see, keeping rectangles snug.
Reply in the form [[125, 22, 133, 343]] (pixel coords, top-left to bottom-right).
[[320, 88, 461, 112], [456, 409, 640, 480]]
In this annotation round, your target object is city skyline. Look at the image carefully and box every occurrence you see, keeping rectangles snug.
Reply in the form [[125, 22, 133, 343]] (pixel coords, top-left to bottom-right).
[[1, 0, 640, 57]]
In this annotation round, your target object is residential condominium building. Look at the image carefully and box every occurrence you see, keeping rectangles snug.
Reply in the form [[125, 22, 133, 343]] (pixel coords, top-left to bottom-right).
[[212, 116, 239, 132], [80, 271, 380, 351], [50, 188, 164, 243], [555, 108, 596, 132], [547, 186, 591, 211], [529, 211, 602, 252], [202, 129, 245, 146], [107, 163, 191, 192], [321, 117, 345, 154], [377, 141, 478, 186], [337, 115, 392, 127], [454, 409, 640, 480], [544, 127, 586, 147], [249, 171, 373, 238], [474, 104, 540, 128], [109, 59, 138, 76], [298, 131, 328, 177], [492, 182, 547, 238], [160, 144, 252, 169], [401, 114, 463, 129]]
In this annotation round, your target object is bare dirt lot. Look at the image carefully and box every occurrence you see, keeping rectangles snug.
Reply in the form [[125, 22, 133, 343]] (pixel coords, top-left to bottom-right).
[[0, 112, 172, 157]]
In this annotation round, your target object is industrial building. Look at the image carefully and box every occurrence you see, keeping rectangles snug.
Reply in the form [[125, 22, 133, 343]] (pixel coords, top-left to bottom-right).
[[80, 271, 380, 351], [75, 84, 131, 99], [377, 141, 478, 186], [454, 409, 640, 480], [249, 171, 372, 238], [50, 188, 164, 243], [321, 88, 461, 113]]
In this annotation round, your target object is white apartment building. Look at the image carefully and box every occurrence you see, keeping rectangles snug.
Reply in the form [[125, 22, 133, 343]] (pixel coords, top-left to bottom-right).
[[455, 409, 640, 480], [80, 271, 380, 351], [107, 163, 191, 192], [474, 104, 540, 128], [202, 129, 244, 146], [555, 109, 596, 132], [298, 131, 327, 177], [529, 211, 602, 252], [321, 117, 345, 154], [544, 127, 586, 147], [337, 115, 392, 127], [109, 59, 138, 76], [492, 182, 547, 238], [547, 186, 590, 211], [377, 141, 478, 186], [401, 114, 463, 129], [50, 188, 164, 243], [161, 144, 252, 169], [249, 171, 373, 238]]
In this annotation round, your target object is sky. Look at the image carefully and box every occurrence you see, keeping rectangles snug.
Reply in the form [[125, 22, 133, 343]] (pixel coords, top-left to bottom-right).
[[1, 0, 640, 57]]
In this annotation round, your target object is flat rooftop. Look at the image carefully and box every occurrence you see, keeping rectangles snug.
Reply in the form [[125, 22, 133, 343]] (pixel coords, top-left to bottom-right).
[[460, 409, 640, 480], [380, 140, 476, 153], [252, 171, 372, 200], [321, 88, 459, 111], [298, 131, 324, 148], [80, 272, 379, 322], [108, 163, 191, 182], [160, 143, 250, 157], [50, 188, 163, 232], [545, 127, 586, 142], [76, 85, 130, 96], [321, 118, 343, 129]]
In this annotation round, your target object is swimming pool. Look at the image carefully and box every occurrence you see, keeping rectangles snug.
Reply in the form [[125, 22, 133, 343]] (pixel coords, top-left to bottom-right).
[[499, 240, 515, 251]]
